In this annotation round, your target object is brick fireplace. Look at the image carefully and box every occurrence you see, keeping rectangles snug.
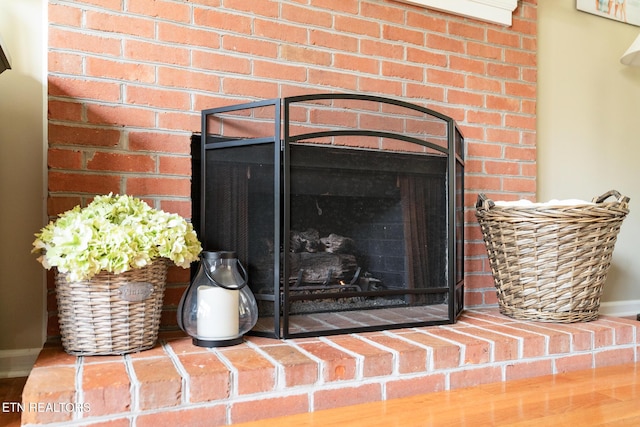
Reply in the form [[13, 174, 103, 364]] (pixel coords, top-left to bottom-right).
[[32, 0, 542, 424], [46, 0, 537, 337]]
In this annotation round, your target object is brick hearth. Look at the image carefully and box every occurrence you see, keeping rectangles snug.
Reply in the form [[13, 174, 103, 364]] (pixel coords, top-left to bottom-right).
[[21, 308, 639, 426]]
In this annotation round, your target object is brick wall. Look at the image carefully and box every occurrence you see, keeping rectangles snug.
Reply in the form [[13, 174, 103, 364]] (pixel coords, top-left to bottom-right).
[[46, 0, 537, 338]]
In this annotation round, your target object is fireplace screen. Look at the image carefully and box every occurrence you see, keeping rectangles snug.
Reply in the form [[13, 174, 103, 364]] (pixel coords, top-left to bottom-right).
[[192, 94, 464, 339]]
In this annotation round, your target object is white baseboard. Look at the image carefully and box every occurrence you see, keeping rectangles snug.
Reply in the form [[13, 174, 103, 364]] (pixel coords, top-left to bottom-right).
[[599, 300, 640, 318], [0, 347, 41, 378]]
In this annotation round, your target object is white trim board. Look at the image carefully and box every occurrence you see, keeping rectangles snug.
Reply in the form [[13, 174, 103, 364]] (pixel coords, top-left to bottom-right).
[[392, 0, 519, 26], [599, 300, 640, 318], [0, 347, 41, 378]]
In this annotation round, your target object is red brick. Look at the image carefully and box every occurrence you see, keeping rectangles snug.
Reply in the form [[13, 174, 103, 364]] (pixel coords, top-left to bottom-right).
[[594, 348, 636, 368], [360, 39, 404, 60], [86, 10, 154, 38], [254, 60, 307, 82], [334, 15, 380, 37], [194, 8, 252, 32], [449, 21, 485, 41], [386, 373, 446, 400], [178, 352, 231, 402], [136, 405, 226, 427], [407, 47, 448, 67], [159, 199, 192, 218], [127, 0, 191, 23], [48, 148, 82, 170], [406, 11, 447, 32], [125, 176, 191, 197], [230, 395, 309, 425], [21, 367, 76, 424], [383, 24, 423, 45], [281, 3, 333, 27], [308, 69, 358, 90], [254, 19, 308, 43], [49, 171, 121, 194], [158, 156, 191, 176], [126, 85, 191, 110], [395, 330, 461, 369], [467, 41, 503, 60], [428, 328, 491, 366], [48, 51, 83, 75], [362, 333, 428, 374], [157, 111, 201, 133], [49, 123, 121, 147], [225, 0, 279, 17], [49, 27, 121, 56], [218, 347, 276, 395], [488, 29, 520, 47], [87, 104, 156, 128], [313, 383, 381, 411], [86, 57, 155, 84], [222, 35, 279, 59], [598, 317, 636, 345], [488, 62, 520, 79], [259, 344, 319, 387], [223, 77, 279, 99], [382, 61, 423, 82], [128, 132, 191, 155], [296, 340, 357, 382], [157, 22, 220, 49], [449, 365, 502, 389], [48, 3, 82, 26], [48, 99, 83, 121], [131, 357, 182, 410], [505, 360, 553, 381], [313, 0, 360, 14], [82, 362, 131, 416], [448, 90, 483, 107], [554, 353, 593, 374], [327, 335, 394, 377], [427, 69, 465, 88], [427, 33, 464, 52], [506, 48, 536, 66], [49, 76, 122, 103]]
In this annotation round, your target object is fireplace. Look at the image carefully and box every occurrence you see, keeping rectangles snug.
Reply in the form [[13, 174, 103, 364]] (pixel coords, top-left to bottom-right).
[[192, 94, 465, 339]]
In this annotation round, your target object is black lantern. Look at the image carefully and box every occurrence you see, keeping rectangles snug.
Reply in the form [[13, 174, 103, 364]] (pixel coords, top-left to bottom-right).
[[177, 251, 258, 347]]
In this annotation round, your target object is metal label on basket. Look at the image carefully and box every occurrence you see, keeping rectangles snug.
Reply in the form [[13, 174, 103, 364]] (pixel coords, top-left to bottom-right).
[[119, 282, 154, 302]]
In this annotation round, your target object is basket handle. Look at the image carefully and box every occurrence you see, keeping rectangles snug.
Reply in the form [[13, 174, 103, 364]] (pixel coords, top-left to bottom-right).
[[592, 190, 630, 204], [476, 193, 495, 211]]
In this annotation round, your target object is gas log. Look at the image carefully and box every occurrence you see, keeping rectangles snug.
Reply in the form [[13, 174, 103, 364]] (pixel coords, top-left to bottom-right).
[[289, 229, 358, 285]]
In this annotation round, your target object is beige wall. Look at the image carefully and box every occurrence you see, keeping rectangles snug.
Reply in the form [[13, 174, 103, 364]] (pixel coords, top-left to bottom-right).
[[0, 0, 47, 376], [538, 0, 640, 309]]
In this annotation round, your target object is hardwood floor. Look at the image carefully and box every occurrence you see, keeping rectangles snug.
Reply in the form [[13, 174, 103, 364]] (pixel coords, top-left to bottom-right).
[[232, 362, 640, 427], [0, 376, 28, 427]]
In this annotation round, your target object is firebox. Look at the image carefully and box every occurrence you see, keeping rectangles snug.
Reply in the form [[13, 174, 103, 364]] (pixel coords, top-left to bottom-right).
[[192, 94, 464, 339]]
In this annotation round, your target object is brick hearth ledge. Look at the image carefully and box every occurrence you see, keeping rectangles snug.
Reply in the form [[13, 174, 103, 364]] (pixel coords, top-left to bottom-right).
[[21, 308, 640, 426]]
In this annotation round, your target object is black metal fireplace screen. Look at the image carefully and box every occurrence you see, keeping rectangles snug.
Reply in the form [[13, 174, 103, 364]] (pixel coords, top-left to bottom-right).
[[192, 93, 464, 339]]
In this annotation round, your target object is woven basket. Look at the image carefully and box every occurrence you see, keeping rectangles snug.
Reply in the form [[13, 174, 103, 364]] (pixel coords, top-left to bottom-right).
[[475, 190, 630, 323], [55, 259, 169, 355]]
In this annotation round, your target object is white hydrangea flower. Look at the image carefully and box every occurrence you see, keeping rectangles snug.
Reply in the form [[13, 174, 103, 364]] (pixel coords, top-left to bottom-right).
[[32, 194, 203, 281]]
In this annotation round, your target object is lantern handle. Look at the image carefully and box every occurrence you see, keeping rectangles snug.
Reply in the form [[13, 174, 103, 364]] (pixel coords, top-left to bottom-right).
[[201, 253, 248, 290]]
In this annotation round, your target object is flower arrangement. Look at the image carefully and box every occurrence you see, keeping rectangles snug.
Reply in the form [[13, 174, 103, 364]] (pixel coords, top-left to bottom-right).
[[32, 194, 202, 282]]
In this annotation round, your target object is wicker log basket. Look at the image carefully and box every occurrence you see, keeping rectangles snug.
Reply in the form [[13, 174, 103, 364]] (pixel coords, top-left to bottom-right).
[[475, 190, 630, 323], [55, 259, 169, 355]]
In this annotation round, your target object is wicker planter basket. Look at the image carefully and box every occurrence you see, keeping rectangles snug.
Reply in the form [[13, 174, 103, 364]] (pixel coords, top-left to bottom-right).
[[475, 190, 630, 323], [55, 259, 169, 355]]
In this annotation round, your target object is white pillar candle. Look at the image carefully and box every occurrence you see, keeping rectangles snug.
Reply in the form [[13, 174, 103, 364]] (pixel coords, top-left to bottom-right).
[[196, 285, 239, 339]]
